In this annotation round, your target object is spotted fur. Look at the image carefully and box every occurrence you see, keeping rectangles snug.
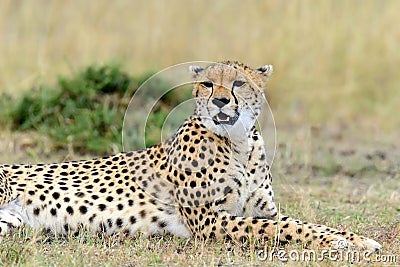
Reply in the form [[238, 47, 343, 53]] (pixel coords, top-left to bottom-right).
[[0, 61, 381, 251]]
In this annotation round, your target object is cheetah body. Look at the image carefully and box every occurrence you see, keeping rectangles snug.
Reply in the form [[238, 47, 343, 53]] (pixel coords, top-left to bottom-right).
[[0, 61, 381, 251]]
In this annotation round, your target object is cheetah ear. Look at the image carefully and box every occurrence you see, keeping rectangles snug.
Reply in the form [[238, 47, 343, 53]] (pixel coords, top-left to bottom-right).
[[256, 64, 274, 79], [189, 65, 204, 78]]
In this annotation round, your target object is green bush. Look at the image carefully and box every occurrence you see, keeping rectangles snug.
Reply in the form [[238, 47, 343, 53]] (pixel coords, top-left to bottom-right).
[[8, 64, 191, 155], [0, 94, 13, 127]]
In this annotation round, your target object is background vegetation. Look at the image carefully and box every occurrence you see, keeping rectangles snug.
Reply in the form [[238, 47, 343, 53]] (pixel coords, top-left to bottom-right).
[[2, 64, 193, 154], [0, 0, 399, 130], [0, 0, 398, 266]]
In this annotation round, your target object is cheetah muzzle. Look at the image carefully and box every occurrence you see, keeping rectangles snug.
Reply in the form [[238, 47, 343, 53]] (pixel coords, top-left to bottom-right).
[[212, 111, 239, 125]]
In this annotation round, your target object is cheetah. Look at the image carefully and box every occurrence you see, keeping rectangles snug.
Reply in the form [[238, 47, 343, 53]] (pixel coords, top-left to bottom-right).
[[0, 61, 381, 251]]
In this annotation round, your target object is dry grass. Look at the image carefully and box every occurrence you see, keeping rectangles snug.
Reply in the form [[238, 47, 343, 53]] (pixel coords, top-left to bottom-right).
[[0, 1, 399, 266], [0, 0, 399, 129], [0, 126, 399, 266]]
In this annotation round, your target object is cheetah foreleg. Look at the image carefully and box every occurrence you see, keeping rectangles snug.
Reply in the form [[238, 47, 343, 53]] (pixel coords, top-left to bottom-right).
[[198, 212, 354, 249], [283, 216, 382, 251]]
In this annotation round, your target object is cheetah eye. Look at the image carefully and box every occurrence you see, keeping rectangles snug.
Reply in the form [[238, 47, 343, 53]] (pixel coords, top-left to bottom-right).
[[232, 80, 246, 88], [200, 81, 213, 90]]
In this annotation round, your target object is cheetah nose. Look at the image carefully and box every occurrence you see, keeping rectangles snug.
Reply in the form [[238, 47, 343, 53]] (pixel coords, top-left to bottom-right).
[[212, 97, 230, 108]]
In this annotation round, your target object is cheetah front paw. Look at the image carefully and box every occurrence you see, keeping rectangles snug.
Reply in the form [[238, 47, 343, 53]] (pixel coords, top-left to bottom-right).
[[352, 236, 382, 252]]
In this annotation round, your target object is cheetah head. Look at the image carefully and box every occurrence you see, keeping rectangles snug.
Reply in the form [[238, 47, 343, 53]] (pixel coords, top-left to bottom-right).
[[189, 61, 273, 138]]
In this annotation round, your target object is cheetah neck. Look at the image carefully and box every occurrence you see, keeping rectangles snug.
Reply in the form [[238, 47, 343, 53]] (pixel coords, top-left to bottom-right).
[[229, 132, 253, 166], [194, 115, 254, 166]]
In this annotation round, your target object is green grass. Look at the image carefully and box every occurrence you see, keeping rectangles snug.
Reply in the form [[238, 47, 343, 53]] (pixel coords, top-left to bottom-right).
[[0, 126, 398, 266]]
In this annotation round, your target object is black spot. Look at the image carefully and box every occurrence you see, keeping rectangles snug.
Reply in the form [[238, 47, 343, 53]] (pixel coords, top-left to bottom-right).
[[66, 206, 74, 215], [116, 218, 123, 228], [98, 204, 106, 211], [185, 207, 192, 215], [33, 208, 40, 216], [50, 208, 57, 216], [130, 216, 136, 224], [116, 188, 123, 194], [63, 224, 70, 233], [79, 206, 88, 214], [140, 210, 146, 218], [52, 192, 60, 200]]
